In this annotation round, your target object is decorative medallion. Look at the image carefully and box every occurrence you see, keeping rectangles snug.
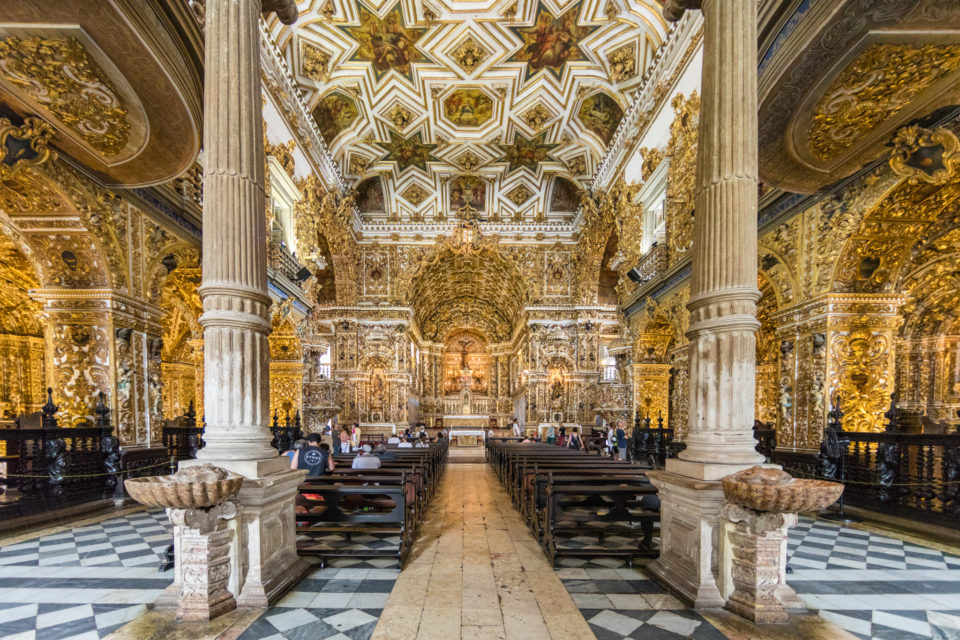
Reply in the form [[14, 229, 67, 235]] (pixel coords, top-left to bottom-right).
[[451, 36, 488, 74], [311, 91, 360, 144], [0, 117, 56, 179], [889, 125, 960, 185], [301, 41, 331, 82], [506, 184, 533, 205], [497, 132, 559, 173], [522, 104, 552, 131], [0, 36, 129, 156], [457, 151, 483, 171], [348, 154, 370, 175], [607, 42, 637, 82], [385, 104, 416, 130], [578, 91, 624, 145], [377, 130, 439, 172], [401, 183, 430, 206], [443, 89, 494, 128], [450, 175, 486, 211], [507, 1, 600, 82], [566, 154, 587, 176], [339, 2, 431, 82], [809, 44, 960, 161]]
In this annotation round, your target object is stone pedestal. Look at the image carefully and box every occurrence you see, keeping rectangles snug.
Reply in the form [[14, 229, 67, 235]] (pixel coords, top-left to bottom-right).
[[646, 471, 726, 608], [720, 503, 803, 624], [166, 501, 240, 622]]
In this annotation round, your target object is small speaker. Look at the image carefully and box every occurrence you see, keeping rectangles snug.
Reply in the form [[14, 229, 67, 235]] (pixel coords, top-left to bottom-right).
[[294, 266, 313, 282], [627, 268, 642, 283]]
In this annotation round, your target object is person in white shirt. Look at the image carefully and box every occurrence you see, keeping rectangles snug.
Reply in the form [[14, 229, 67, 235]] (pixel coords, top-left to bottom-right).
[[352, 444, 382, 469], [387, 435, 400, 444], [397, 440, 413, 448], [512, 419, 522, 438]]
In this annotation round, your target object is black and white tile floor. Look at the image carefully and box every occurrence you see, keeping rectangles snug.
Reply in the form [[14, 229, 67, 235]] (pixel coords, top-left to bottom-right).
[[555, 515, 960, 640], [3, 509, 960, 640], [0, 509, 397, 640]]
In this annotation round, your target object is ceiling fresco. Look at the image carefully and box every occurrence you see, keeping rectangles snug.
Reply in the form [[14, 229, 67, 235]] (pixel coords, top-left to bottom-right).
[[266, 0, 667, 223]]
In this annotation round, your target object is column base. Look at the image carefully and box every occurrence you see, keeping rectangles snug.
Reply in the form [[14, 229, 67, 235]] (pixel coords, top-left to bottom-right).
[[179, 458, 308, 608], [646, 470, 727, 608], [646, 460, 776, 609]]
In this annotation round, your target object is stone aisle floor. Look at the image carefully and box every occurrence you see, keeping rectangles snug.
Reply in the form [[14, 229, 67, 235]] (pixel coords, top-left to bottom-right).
[[369, 462, 595, 640]]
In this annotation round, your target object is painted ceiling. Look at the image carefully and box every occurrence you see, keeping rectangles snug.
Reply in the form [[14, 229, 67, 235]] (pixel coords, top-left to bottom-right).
[[267, 0, 667, 224]]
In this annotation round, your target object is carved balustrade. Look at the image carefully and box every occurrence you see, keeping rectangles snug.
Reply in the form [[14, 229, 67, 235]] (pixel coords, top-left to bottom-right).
[[269, 409, 304, 454], [0, 390, 118, 521], [773, 399, 960, 528], [161, 401, 205, 461], [632, 243, 668, 285], [631, 415, 675, 467]]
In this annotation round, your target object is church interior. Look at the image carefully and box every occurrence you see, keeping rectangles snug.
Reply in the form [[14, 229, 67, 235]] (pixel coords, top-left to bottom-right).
[[1, 0, 959, 639]]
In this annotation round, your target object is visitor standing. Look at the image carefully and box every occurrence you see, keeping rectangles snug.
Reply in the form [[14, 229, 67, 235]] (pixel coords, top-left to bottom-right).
[[616, 419, 628, 460]]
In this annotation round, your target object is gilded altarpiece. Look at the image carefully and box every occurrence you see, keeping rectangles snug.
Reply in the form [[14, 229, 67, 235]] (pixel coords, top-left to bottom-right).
[[268, 310, 304, 418], [0, 335, 45, 417], [632, 363, 670, 426]]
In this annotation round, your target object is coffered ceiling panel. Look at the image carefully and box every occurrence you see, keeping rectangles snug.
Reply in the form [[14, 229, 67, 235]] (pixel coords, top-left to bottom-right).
[[267, 0, 667, 223]]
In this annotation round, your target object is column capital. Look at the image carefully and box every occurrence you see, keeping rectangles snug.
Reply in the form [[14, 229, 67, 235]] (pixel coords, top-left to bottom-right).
[[662, 0, 702, 21]]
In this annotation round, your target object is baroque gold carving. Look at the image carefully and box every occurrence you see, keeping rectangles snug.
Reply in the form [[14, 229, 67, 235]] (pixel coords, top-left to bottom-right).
[[0, 117, 56, 179], [0, 36, 130, 155], [809, 44, 960, 161], [522, 104, 552, 132], [401, 183, 429, 206], [889, 125, 960, 185], [301, 41, 331, 83], [665, 92, 699, 264], [506, 184, 533, 206], [451, 37, 488, 74], [607, 42, 637, 83], [830, 317, 896, 433]]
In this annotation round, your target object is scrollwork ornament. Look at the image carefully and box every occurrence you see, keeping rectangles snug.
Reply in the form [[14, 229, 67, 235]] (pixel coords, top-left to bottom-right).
[[889, 125, 960, 185], [0, 117, 57, 178]]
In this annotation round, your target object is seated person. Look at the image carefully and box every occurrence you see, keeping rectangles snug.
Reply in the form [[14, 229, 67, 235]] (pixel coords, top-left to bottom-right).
[[397, 434, 413, 448], [387, 434, 401, 444], [376, 443, 397, 460], [352, 444, 382, 469], [291, 434, 334, 475], [414, 436, 429, 448]]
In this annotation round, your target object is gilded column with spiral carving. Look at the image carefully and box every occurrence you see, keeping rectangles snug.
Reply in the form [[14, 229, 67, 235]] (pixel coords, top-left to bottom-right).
[[648, 0, 765, 609]]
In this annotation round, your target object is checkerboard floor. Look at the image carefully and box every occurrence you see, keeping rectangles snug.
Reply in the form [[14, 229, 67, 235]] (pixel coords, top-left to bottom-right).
[[786, 516, 960, 640], [555, 515, 960, 640], [0, 509, 398, 640]]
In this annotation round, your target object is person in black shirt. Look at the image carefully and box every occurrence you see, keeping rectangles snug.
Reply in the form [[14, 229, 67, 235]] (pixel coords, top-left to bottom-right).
[[293, 434, 335, 476]]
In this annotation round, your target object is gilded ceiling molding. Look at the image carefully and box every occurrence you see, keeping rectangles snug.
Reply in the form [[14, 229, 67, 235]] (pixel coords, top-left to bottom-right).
[[0, 117, 56, 179], [664, 91, 698, 265], [0, 36, 130, 156], [808, 44, 960, 162]]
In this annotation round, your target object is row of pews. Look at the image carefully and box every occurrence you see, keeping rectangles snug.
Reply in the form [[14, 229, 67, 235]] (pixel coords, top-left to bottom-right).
[[486, 439, 660, 567], [294, 441, 448, 569]]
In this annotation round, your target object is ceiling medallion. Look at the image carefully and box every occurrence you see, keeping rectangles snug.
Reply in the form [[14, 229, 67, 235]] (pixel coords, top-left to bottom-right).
[[522, 104, 552, 131], [0, 117, 57, 179], [401, 183, 430, 206], [348, 154, 370, 175], [889, 125, 960, 185], [457, 151, 483, 171], [566, 154, 587, 176], [497, 132, 559, 174], [607, 42, 637, 83], [339, 2, 432, 82], [506, 184, 534, 206], [385, 104, 416, 130], [377, 130, 439, 172], [507, 1, 600, 82], [451, 37, 488, 74], [301, 41, 331, 83]]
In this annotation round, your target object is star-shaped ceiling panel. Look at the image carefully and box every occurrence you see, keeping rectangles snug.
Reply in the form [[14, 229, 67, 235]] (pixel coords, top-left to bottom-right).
[[267, 0, 668, 225]]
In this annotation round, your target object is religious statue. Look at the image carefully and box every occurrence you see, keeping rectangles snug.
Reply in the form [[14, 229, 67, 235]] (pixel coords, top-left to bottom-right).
[[458, 338, 472, 370]]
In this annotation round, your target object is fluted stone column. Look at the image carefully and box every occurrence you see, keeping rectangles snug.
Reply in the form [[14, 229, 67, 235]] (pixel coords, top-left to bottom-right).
[[647, 0, 766, 609], [184, 0, 306, 608]]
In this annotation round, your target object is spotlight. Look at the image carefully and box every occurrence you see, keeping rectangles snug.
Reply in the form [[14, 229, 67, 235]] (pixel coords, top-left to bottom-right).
[[294, 266, 313, 283], [627, 268, 642, 283]]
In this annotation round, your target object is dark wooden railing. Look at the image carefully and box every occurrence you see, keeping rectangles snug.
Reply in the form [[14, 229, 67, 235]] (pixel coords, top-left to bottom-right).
[[774, 397, 960, 529], [269, 409, 303, 454], [630, 417, 776, 468], [0, 390, 119, 520], [161, 401, 205, 461]]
